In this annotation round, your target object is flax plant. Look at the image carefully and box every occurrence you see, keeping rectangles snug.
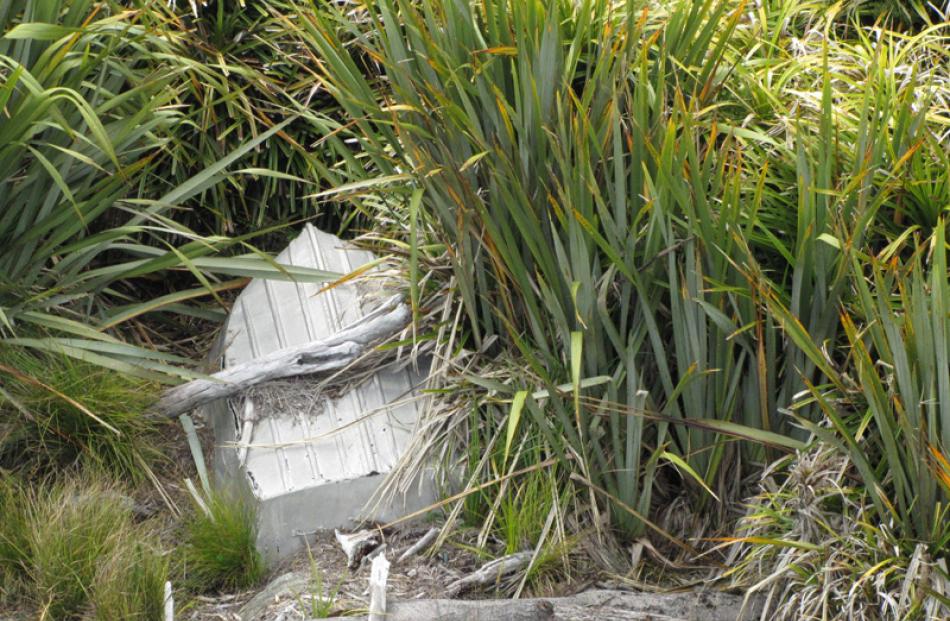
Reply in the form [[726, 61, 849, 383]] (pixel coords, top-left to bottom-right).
[[303, 0, 950, 556], [301, 0, 807, 538], [0, 1, 337, 382], [776, 223, 950, 552]]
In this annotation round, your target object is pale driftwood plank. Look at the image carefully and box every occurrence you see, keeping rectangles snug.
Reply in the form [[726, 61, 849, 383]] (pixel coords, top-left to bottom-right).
[[154, 296, 410, 418], [318, 599, 555, 621]]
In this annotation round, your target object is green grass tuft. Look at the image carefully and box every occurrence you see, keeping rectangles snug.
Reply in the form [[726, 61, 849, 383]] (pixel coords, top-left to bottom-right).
[[496, 453, 561, 555], [0, 346, 164, 481], [27, 478, 133, 618], [182, 491, 266, 593], [90, 539, 169, 621], [0, 473, 168, 619], [0, 472, 30, 605], [299, 542, 343, 618], [24, 476, 166, 619]]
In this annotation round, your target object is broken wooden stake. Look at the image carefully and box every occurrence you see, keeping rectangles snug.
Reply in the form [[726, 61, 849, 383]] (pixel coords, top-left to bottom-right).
[[368, 553, 390, 621], [163, 581, 174, 621], [335, 528, 381, 570]]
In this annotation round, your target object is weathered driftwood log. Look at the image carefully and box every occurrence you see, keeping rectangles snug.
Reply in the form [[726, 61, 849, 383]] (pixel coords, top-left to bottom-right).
[[314, 588, 762, 621], [154, 296, 410, 418], [322, 599, 555, 621]]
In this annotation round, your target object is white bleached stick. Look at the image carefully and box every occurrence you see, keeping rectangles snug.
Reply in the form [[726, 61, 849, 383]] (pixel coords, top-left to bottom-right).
[[368, 553, 390, 621], [163, 581, 174, 621]]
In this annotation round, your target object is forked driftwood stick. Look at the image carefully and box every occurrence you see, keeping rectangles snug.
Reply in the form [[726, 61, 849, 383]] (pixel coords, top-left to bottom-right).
[[154, 296, 410, 417]]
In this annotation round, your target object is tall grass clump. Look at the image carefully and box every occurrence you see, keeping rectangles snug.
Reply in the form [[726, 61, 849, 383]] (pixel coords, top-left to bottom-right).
[[0, 346, 164, 479], [182, 490, 265, 592], [0, 472, 30, 605], [767, 224, 950, 551], [300, 0, 861, 539], [1, 475, 169, 620], [304, 0, 756, 538]]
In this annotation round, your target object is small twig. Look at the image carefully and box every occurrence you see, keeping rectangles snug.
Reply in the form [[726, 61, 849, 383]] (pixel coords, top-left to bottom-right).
[[397, 527, 439, 563]]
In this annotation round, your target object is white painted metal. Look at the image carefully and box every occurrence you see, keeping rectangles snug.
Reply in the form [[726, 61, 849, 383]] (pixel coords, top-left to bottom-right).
[[206, 225, 435, 562]]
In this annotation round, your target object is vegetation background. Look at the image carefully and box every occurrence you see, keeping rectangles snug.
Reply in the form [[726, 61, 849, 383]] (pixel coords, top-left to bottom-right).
[[0, 0, 948, 619]]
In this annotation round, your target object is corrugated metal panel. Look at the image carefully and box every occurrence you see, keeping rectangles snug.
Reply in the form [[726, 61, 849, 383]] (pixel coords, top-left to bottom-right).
[[223, 227, 375, 366], [209, 224, 434, 561]]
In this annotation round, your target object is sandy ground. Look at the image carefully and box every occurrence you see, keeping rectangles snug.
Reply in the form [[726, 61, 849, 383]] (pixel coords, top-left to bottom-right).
[[184, 526, 493, 620]]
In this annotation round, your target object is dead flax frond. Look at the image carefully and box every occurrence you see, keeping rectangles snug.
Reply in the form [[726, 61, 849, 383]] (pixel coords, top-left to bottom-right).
[[726, 446, 950, 620], [363, 279, 483, 508]]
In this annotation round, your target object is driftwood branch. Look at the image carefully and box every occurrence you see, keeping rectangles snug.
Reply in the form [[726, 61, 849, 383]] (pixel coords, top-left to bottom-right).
[[154, 296, 410, 417], [397, 527, 439, 563], [445, 551, 533, 597]]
